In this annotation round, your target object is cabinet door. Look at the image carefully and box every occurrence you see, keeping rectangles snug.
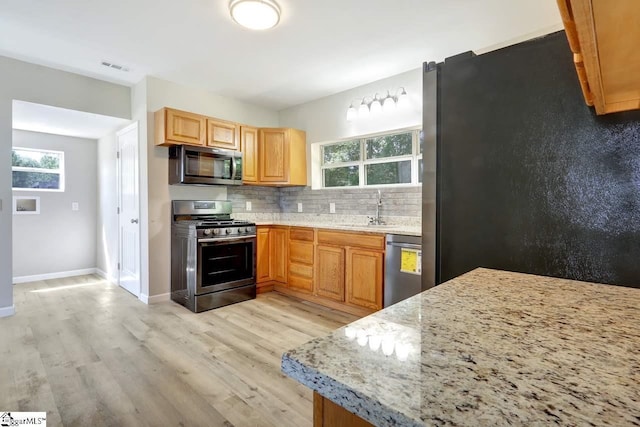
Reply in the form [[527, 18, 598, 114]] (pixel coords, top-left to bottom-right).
[[259, 128, 289, 182], [315, 245, 345, 301], [241, 126, 259, 183], [346, 248, 383, 310], [165, 108, 206, 146], [256, 227, 271, 283], [207, 119, 239, 150], [270, 228, 288, 283]]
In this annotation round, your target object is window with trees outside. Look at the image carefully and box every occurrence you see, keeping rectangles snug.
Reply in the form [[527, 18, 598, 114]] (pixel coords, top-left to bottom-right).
[[320, 129, 423, 188], [12, 147, 65, 191]]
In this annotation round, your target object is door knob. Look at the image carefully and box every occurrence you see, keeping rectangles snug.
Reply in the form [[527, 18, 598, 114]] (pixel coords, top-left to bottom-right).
[[131, 219, 139, 224]]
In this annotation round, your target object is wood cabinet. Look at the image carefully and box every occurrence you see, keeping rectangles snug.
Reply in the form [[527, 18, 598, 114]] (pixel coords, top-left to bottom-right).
[[256, 227, 272, 289], [346, 248, 383, 310], [270, 227, 288, 284], [314, 230, 385, 313], [315, 245, 345, 301], [154, 108, 239, 149], [257, 226, 386, 316], [557, 0, 640, 114], [155, 108, 206, 146], [207, 118, 239, 150], [241, 126, 259, 182], [256, 128, 307, 186], [288, 228, 314, 294]]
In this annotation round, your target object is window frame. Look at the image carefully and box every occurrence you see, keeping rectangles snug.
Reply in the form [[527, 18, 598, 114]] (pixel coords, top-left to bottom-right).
[[319, 128, 422, 189], [11, 147, 66, 192]]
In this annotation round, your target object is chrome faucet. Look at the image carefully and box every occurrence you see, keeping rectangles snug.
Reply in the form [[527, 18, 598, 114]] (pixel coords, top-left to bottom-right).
[[368, 190, 385, 225]]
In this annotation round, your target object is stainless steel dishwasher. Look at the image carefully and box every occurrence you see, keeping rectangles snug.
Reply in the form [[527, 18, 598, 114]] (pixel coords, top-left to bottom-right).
[[384, 234, 423, 307]]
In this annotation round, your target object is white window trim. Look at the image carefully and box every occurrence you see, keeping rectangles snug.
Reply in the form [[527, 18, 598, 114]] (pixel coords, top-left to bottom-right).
[[11, 147, 65, 192], [318, 128, 422, 189]]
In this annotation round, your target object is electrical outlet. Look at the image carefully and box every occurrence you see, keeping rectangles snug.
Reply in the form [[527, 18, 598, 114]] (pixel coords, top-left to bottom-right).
[[329, 202, 336, 214], [72, 202, 79, 211], [297, 203, 303, 213], [246, 201, 252, 211]]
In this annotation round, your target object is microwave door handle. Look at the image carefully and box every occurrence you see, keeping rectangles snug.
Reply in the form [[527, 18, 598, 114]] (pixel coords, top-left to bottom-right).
[[230, 155, 237, 179]]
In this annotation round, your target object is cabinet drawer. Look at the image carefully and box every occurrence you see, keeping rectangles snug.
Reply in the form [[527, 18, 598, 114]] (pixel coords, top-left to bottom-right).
[[289, 241, 313, 264], [317, 230, 385, 250], [289, 262, 313, 279], [290, 227, 314, 241], [288, 274, 313, 293]]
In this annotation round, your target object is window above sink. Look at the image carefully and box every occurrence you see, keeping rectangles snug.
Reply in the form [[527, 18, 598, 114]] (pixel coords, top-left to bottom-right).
[[312, 128, 423, 189]]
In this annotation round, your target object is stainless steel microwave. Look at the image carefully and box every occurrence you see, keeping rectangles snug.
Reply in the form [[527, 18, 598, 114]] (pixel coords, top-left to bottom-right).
[[169, 145, 242, 186]]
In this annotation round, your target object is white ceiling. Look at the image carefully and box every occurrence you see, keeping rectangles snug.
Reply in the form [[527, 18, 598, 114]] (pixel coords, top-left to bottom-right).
[[0, 0, 563, 110], [12, 100, 130, 139]]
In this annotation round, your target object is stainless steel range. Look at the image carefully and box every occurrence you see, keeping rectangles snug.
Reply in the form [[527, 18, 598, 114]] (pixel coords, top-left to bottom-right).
[[171, 200, 256, 312]]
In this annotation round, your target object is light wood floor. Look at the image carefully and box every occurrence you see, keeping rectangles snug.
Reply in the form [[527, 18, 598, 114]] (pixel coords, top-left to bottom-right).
[[0, 275, 358, 427]]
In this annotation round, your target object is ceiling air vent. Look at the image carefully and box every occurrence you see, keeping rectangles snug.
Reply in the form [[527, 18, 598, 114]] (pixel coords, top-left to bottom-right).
[[101, 61, 130, 72]]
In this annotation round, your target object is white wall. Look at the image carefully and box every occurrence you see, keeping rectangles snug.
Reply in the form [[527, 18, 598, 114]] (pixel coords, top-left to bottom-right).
[[144, 76, 280, 297], [278, 67, 423, 185], [12, 131, 97, 279], [0, 55, 130, 316], [96, 131, 118, 282]]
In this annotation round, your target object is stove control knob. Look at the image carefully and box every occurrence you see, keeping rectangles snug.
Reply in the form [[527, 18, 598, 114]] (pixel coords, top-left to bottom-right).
[[203, 229, 212, 236], [245, 227, 251, 233], [212, 229, 220, 235], [225, 228, 231, 235]]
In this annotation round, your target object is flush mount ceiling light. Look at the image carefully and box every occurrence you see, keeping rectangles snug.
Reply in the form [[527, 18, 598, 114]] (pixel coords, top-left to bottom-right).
[[229, 0, 281, 30]]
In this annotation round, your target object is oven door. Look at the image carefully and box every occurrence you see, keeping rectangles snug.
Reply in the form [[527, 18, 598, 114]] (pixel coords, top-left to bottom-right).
[[196, 236, 256, 295]]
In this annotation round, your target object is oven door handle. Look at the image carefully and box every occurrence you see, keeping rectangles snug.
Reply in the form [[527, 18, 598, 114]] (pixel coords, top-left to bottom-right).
[[198, 236, 256, 243]]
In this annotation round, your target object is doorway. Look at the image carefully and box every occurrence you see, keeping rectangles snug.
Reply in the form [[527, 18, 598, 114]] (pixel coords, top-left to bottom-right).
[[116, 122, 141, 297]]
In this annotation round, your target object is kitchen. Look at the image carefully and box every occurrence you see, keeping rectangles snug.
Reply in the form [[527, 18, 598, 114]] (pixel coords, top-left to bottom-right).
[[1, 0, 640, 426]]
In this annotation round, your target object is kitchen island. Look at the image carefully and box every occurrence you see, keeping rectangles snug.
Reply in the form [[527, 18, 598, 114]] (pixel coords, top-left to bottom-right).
[[281, 268, 640, 426]]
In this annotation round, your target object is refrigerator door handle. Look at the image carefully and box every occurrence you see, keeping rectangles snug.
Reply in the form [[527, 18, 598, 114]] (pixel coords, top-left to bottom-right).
[[386, 242, 422, 250]]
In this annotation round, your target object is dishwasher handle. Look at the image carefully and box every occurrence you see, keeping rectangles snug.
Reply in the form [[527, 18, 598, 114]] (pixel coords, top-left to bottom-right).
[[386, 242, 422, 250]]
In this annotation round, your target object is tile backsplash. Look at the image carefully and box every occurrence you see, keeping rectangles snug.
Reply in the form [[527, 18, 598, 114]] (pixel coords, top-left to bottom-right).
[[228, 185, 423, 220]]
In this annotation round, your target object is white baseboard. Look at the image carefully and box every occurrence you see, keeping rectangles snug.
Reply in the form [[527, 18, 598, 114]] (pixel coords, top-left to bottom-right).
[[0, 305, 15, 318], [139, 292, 170, 305], [13, 268, 98, 284], [95, 268, 117, 284]]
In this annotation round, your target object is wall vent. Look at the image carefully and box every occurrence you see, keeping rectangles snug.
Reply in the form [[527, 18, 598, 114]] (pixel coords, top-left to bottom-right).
[[101, 61, 130, 72]]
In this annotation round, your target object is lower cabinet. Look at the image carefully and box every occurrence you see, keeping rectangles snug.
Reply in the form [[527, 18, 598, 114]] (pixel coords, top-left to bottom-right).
[[256, 226, 385, 316], [315, 245, 345, 301], [345, 248, 383, 310], [256, 226, 272, 293], [288, 234, 314, 293], [270, 227, 288, 284]]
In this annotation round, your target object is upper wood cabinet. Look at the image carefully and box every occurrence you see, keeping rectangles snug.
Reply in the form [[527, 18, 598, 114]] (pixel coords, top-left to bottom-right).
[[257, 128, 307, 186], [241, 126, 259, 183], [557, 0, 640, 114], [155, 108, 206, 146], [207, 118, 239, 150], [155, 108, 240, 149]]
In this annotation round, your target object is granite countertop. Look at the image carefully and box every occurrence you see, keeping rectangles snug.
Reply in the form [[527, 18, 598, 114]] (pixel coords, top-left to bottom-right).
[[281, 268, 640, 426], [253, 221, 422, 236]]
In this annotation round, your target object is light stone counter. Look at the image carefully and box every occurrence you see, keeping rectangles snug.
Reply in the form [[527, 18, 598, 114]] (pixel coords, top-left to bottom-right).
[[253, 221, 421, 237], [281, 268, 640, 426]]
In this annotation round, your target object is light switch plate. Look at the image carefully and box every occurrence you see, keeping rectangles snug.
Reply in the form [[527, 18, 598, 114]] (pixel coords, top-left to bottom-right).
[[297, 203, 303, 213], [329, 202, 336, 214], [246, 201, 252, 211], [72, 202, 79, 211]]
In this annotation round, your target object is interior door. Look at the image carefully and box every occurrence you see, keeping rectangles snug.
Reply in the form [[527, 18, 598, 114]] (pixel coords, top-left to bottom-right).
[[117, 122, 141, 297]]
